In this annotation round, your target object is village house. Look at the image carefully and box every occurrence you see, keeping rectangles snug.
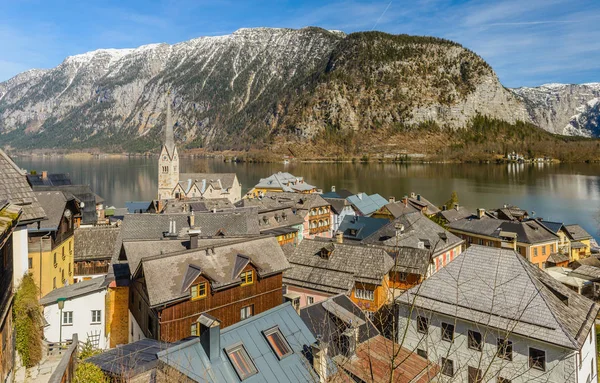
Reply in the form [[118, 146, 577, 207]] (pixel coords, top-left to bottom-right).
[[28, 190, 82, 297], [30, 182, 104, 226], [0, 150, 46, 288], [323, 197, 355, 232], [336, 215, 389, 242], [545, 266, 600, 298], [259, 192, 333, 239], [235, 197, 305, 245], [73, 226, 121, 282], [157, 98, 241, 203], [447, 210, 560, 269], [565, 224, 594, 260], [362, 211, 464, 276], [40, 276, 109, 349], [245, 171, 318, 198], [345, 192, 388, 217], [321, 186, 354, 199], [283, 237, 394, 318], [155, 303, 346, 382], [300, 294, 439, 382], [435, 203, 474, 224], [371, 196, 420, 220], [493, 204, 529, 221], [406, 193, 440, 217], [128, 236, 290, 343], [397, 245, 599, 383], [0, 202, 22, 383]]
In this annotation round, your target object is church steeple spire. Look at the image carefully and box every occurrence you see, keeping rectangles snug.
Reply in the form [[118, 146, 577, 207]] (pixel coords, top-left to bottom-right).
[[165, 91, 175, 156]]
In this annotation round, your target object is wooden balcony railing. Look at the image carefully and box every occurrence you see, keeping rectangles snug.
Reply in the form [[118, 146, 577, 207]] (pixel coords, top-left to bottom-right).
[[74, 262, 109, 276], [309, 226, 331, 235]]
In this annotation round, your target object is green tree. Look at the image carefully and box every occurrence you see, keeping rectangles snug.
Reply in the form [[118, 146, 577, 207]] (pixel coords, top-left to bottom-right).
[[13, 274, 43, 368], [444, 191, 459, 210]]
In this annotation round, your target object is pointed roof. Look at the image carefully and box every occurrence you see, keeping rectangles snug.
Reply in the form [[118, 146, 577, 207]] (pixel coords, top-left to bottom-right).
[[398, 245, 599, 350], [0, 150, 45, 223], [163, 93, 176, 158]]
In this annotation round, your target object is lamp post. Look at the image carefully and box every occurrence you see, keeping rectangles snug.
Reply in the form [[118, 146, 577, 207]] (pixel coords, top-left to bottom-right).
[[57, 298, 66, 345]]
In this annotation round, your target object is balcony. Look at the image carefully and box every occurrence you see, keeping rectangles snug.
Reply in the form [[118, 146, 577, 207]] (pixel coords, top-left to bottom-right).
[[309, 226, 331, 235], [74, 261, 109, 276]]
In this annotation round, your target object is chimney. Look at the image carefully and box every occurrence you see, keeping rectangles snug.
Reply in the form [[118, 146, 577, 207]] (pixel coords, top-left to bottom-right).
[[417, 194, 421, 201], [442, 205, 447, 211], [477, 208, 485, 219], [402, 196, 408, 208], [341, 325, 359, 358], [189, 212, 195, 227], [169, 219, 173, 234], [331, 186, 336, 193], [199, 314, 221, 362], [41, 170, 48, 179], [212, 208, 217, 213], [388, 196, 395, 203], [410, 192, 416, 199], [283, 292, 301, 314], [454, 203, 459, 211], [395, 223, 405, 237], [189, 231, 199, 249], [336, 232, 344, 244], [312, 340, 329, 383], [172, 220, 177, 234]]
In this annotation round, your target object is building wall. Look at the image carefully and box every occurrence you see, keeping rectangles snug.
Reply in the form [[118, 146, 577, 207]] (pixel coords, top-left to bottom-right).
[[131, 267, 285, 343], [43, 290, 108, 349], [432, 245, 463, 274], [28, 235, 75, 297], [158, 146, 179, 200], [0, 305, 14, 383], [351, 278, 389, 312], [287, 286, 333, 308], [397, 304, 580, 383], [129, 310, 146, 344], [105, 285, 129, 347], [12, 226, 28, 288], [528, 240, 559, 268], [576, 324, 596, 383]]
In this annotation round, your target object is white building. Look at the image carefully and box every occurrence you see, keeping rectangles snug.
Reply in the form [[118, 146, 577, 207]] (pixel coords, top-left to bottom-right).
[[41, 277, 108, 349], [157, 96, 241, 203], [397, 245, 598, 383]]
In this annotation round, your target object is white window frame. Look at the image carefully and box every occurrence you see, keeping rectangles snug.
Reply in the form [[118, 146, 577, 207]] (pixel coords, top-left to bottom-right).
[[91, 310, 101, 324], [62, 311, 73, 326]]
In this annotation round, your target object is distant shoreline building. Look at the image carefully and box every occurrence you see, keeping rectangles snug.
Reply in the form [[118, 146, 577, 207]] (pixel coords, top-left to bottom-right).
[[157, 95, 241, 203]]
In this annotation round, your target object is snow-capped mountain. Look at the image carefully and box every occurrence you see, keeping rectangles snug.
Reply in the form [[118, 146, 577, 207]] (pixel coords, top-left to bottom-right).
[[511, 83, 600, 137], [0, 27, 538, 150]]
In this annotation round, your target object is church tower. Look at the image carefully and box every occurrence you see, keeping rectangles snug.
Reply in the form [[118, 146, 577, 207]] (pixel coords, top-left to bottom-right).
[[157, 92, 180, 200]]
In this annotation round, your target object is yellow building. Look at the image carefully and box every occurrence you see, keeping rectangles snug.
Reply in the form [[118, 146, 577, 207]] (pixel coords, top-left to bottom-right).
[[565, 224, 593, 261], [27, 191, 81, 298]]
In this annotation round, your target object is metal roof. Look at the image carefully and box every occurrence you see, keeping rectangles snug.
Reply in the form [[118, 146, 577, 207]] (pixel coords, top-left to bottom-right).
[[346, 193, 388, 216], [157, 303, 330, 382]]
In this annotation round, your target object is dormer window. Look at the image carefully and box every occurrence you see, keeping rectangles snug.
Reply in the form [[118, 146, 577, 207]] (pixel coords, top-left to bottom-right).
[[190, 282, 207, 300], [241, 270, 254, 286], [263, 327, 292, 360], [319, 245, 334, 259]]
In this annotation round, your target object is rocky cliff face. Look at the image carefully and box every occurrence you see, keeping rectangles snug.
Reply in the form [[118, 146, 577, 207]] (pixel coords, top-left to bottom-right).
[[0, 27, 559, 151], [511, 83, 600, 137]]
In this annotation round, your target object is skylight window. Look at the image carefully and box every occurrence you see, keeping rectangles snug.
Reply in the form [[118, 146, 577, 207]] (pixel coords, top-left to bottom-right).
[[226, 344, 258, 380], [263, 327, 292, 360]]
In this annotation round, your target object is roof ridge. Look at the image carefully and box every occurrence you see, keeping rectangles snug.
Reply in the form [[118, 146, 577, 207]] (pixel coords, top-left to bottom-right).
[[514, 252, 579, 348]]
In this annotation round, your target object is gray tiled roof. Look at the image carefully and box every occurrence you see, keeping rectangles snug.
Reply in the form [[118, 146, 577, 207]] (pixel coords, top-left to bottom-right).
[[324, 197, 347, 215], [447, 215, 502, 237], [253, 171, 317, 193], [283, 239, 394, 294], [570, 265, 600, 280], [437, 206, 474, 222], [408, 195, 440, 215], [392, 247, 431, 275], [264, 192, 330, 212], [565, 224, 592, 241], [398, 245, 599, 350], [74, 226, 121, 261], [33, 184, 100, 225], [363, 212, 463, 256], [140, 237, 290, 307], [30, 191, 77, 231], [40, 276, 105, 306], [157, 303, 327, 382], [498, 219, 558, 244], [257, 207, 304, 232], [382, 201, 420, 218], [179, 173, 238, 191], [0, 150, 45, 223]]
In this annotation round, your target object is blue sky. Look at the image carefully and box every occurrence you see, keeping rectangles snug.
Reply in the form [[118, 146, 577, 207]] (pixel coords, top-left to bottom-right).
[[1, 0, 598, 87]]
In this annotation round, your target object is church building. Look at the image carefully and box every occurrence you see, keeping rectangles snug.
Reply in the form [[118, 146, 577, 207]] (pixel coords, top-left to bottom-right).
[[157, 95, 242, 203]]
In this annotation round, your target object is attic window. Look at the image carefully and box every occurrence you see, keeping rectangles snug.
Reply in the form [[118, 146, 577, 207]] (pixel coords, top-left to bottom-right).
[[263, 326, 292, 360], [349, 229, 358, 237], [319, 246, 334, 259], [226, 344, 258, 380]]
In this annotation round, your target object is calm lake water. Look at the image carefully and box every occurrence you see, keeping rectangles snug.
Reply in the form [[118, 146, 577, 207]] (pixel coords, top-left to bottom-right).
[[14, 156, 600, 241]]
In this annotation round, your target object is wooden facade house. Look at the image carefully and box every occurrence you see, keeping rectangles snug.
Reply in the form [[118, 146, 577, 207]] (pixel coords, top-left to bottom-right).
[[0, 202, 22, 383], [73, 226, 120, 281], [128, 236, 290, 342]]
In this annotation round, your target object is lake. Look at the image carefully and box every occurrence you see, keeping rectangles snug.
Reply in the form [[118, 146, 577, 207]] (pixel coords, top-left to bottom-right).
[[14, 156, 600, 241]]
